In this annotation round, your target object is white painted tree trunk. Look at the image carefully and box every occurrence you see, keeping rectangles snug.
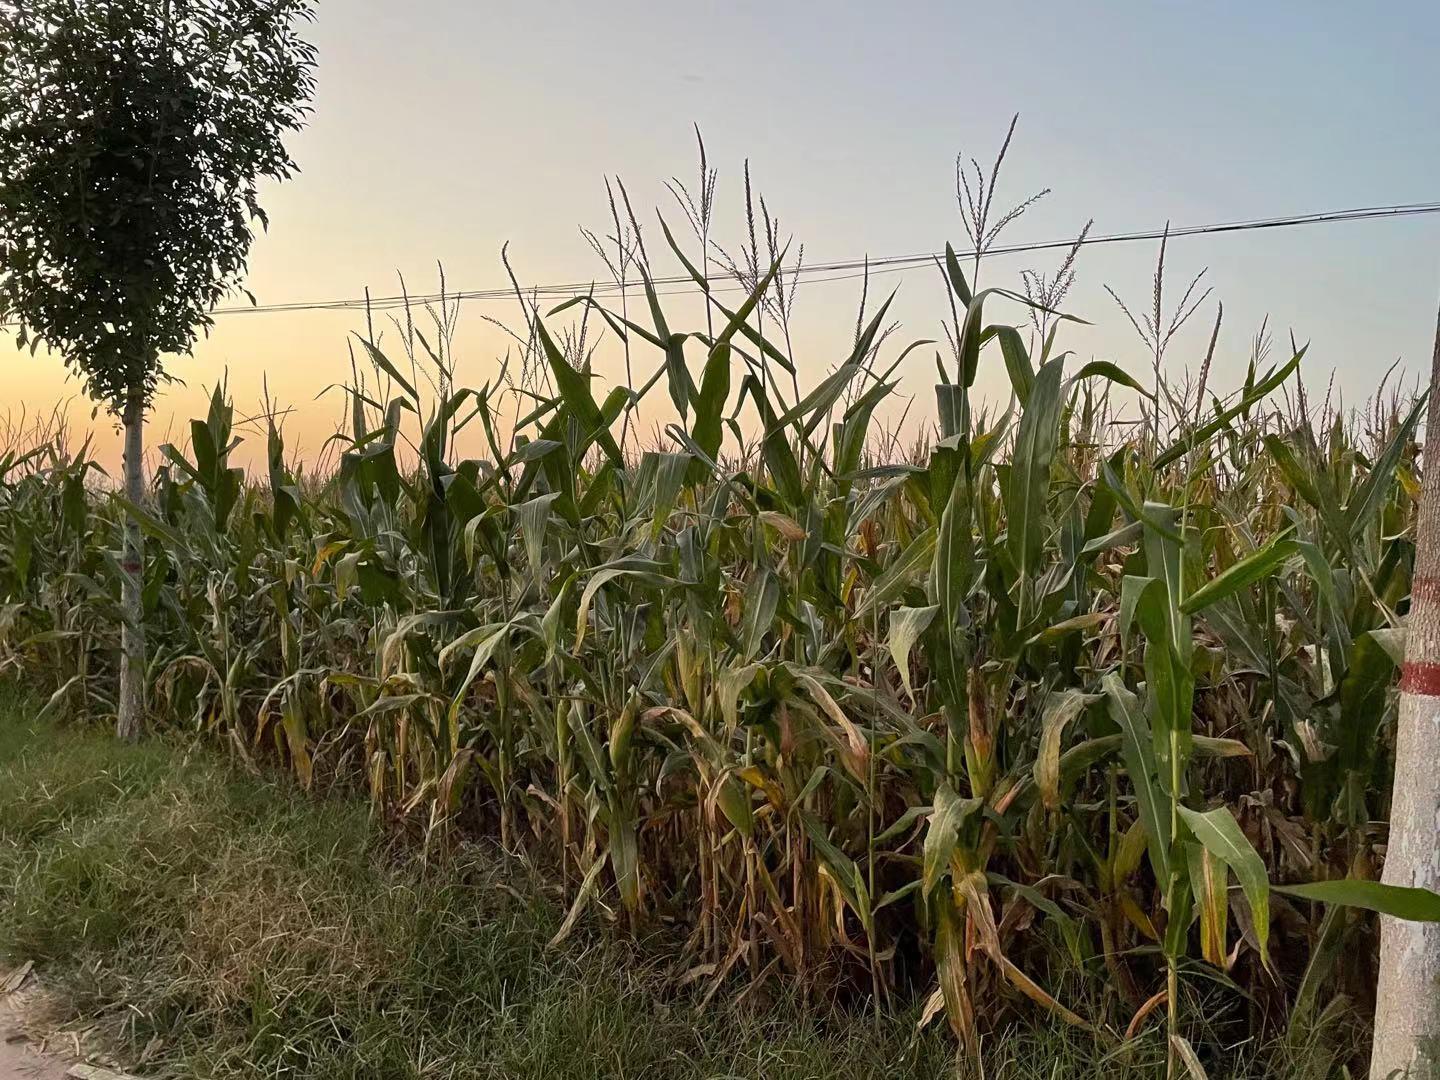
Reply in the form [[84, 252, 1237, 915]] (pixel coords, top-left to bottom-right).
[[115, 386, 146, 742], [1372, 300, 1440, 1080]]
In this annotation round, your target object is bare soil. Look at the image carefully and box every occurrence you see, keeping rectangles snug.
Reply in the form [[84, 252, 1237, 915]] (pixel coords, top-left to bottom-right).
[[0, 989, 69, 1080]]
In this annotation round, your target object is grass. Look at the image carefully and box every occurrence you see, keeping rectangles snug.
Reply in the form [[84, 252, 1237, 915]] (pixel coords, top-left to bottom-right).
[[0, 689, 1362, 1079]]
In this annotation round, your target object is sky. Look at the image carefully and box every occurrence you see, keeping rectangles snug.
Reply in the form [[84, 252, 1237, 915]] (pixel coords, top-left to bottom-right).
[[4, 0, 1440, 470]]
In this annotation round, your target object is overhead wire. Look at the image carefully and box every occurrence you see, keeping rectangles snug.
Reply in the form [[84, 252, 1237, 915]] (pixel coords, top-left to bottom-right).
[[207, 200, 1440, 315], [3, 201, 1438, 329]]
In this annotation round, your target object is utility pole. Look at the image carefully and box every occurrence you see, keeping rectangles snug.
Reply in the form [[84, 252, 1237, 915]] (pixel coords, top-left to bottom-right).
[[1372, 296, 1440, 1080]]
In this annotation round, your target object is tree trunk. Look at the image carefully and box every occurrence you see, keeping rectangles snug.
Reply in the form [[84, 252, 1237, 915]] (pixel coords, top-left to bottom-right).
[[1372, 298, 1440, 1080], [116, 385, 146, 742]]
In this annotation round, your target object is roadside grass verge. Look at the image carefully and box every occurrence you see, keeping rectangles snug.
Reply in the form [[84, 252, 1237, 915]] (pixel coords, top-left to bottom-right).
[[0, 693, 1352, 1079]]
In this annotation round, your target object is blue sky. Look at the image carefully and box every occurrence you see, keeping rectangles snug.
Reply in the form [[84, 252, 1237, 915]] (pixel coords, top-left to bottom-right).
[[6, 1, 1438, 463]]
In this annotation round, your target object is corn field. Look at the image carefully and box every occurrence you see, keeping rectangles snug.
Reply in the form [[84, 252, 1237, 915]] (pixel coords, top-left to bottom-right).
[[1, 183, 1437, 1072]]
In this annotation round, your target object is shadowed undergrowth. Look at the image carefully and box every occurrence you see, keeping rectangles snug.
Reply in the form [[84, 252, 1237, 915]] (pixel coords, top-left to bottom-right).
[[0, 693, 1357, 1079]]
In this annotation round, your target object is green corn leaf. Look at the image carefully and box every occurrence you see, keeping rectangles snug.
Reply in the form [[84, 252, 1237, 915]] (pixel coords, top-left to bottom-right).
[[856, 526, 937, 620], [534, 316, 625, 468], [541, 571, 577, 657], [955, 289, 1004, 387], [1024, 611, 1106, 648], [646, 451, 692, 538], [714, 773, 754, 839], [359, 339, 420, 403], [1342, 390, 1426, 540], [1103, 673, 1170, 883], [1181, 538, 1299, 614], [745, 374, 804, 507], [934, 473, 974, 635], [113, 496, 186, 551], [922, 782, 981, 898], [692, 342, 732, 462], [575, 564, 673, 651], [1080, 519, 1143, 558], [1155, 347, 1304, 468], [516, 492, 560, 578], [1178, 804, 1271, 965], [657, 213, 711, 292], [1265, 434, 1351, 547], [888, 605, 938, 701], [663, 332, 694, 420], [1274, 880, 1440, 921], [1005, 355, 1066, 580], [874, 803, 933, 846], [943, 241, 972, 307], [740, 567, 780, 661], [1335, 629, 1400, 769], [801, 811, 872, 930], [994, 325, 1034, 404], [1068, 359, 1151, 397]]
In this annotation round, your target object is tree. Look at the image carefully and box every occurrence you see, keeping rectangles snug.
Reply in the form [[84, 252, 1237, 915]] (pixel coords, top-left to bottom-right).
[[1373, 299, 1440, 1079], [0, 0, 317, 740]]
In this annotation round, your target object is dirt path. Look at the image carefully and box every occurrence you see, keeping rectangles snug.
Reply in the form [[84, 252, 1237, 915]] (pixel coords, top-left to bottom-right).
[[0, 1040, 69, 1080], [0, 993, 69, 1080]]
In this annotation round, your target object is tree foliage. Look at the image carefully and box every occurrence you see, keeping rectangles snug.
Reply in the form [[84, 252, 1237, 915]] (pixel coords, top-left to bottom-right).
[[0, 0, 317, 408]]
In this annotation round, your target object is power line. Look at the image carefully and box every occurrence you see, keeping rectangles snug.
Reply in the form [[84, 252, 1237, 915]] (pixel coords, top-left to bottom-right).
[[206, 200, 1440, 315], [5, 201, 1440, 329]]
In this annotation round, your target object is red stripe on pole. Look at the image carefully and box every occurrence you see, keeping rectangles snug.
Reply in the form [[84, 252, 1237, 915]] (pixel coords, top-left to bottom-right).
[[1399, 661, 1440, 696], [1411, 574, 1440, 604]]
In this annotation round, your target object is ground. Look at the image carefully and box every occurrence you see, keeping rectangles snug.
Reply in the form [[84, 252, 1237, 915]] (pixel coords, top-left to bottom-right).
[[0, 987, 69, 1080]]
